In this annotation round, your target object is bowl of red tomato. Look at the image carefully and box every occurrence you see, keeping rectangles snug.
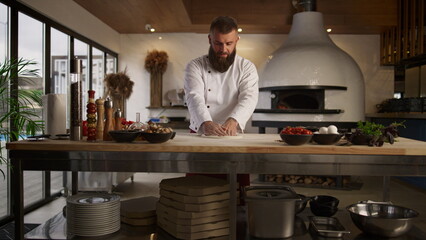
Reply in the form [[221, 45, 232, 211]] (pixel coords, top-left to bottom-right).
[[280, 127, 313, 145]]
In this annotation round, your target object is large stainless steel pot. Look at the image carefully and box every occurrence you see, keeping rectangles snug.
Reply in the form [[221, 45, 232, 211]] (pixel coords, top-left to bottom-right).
[[244, 186, 300, 238]]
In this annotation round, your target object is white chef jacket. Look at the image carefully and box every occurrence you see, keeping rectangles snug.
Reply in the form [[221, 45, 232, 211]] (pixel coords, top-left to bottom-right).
[[184, 54, 259, 133]]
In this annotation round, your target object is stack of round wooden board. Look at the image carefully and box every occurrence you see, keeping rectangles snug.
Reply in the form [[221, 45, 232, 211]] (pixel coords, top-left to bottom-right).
[[120, 196, 158, 226], [157, 175, 230, 239], [66, 193, 120, 237]]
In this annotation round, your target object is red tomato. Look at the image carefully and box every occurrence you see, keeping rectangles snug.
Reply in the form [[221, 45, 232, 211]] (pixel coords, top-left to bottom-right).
[[281, 127, 312, 135]]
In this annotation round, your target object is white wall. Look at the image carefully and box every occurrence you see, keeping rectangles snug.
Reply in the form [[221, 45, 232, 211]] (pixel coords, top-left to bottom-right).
[[121, 33, 394, 132], [19, 0, 120, 53]]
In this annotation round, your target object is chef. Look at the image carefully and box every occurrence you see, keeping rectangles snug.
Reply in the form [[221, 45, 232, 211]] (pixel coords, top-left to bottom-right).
[[184, 16, 259, 192], [184, 16, 259, 136]]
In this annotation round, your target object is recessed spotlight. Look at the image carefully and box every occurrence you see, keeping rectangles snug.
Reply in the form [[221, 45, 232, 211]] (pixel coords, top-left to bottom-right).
[[237, 28, 243, 33], [145, 24, 155, 33], [326, 28, 332, 33]]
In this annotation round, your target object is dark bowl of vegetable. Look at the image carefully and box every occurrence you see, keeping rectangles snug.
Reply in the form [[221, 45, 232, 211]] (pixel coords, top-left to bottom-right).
[[280, 134, 312, 146], [280, 127, 313, 146]]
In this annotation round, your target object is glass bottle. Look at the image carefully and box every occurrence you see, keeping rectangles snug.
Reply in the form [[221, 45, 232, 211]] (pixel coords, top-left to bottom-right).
[[70, 58, 82, 141], [129, 112, 147, 131]]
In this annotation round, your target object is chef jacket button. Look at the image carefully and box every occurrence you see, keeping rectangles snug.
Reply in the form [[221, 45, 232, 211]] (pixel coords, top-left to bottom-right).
[[208, 89, 211, 91], [207, 106, 210, 108]]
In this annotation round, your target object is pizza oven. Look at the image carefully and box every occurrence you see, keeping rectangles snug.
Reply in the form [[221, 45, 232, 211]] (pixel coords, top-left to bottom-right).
[[252, 2, 365, 133]]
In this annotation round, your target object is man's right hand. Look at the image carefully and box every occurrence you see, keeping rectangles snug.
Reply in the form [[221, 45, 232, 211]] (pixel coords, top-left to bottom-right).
[[201, 121, 227, 136]]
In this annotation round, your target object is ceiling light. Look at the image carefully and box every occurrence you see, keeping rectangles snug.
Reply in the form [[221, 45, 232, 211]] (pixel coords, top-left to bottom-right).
[[145, 24, 155, 33], [326, 28, 332, 33], [237, 28, 243, 33]]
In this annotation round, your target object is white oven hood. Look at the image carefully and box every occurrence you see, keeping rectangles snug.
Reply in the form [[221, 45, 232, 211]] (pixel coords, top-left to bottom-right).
[[255, 11, 365, 122]]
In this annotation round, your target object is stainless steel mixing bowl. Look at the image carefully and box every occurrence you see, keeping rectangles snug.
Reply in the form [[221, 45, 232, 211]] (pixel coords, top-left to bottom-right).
[[346, 203, 419, 237]]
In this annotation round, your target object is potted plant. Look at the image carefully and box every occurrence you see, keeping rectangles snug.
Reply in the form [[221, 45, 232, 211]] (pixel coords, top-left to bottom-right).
[[0, 58, 44, 177], [348, 121, 405, 146]]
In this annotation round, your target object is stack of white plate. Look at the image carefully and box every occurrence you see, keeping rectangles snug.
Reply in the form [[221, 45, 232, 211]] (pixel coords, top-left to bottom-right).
[[66, 193, 120, 237]]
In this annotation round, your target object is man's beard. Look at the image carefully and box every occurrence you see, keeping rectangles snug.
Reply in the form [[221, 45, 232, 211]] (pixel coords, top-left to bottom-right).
[[208, 46, 236, 73]]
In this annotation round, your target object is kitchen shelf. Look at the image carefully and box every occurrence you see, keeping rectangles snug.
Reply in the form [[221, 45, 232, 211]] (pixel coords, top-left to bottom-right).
[[25, 206, 426, 239]]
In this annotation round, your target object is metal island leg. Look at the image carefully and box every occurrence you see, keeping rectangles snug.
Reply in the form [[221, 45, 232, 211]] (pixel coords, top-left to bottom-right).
[[11, 157, 24, 240]]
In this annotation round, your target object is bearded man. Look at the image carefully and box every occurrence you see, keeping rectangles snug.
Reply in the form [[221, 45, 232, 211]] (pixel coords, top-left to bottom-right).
[[184, 16, 259, 190], [184, 16, 259, 136]]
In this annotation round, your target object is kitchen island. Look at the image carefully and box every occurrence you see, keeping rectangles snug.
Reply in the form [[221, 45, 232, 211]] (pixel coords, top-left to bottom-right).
[[7, 133, 426, 240]]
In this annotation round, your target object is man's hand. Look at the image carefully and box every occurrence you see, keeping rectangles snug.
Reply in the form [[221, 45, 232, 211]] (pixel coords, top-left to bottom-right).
[[201, 121, 227, 136], [222, 118, 239, 136]]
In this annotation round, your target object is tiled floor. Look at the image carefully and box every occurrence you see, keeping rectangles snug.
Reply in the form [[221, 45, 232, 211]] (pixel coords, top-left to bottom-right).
[[24, 173, 426, 235]]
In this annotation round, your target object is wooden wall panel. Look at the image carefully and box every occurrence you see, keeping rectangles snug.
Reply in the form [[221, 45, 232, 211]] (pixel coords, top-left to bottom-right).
[[380, 0, 425, 65]]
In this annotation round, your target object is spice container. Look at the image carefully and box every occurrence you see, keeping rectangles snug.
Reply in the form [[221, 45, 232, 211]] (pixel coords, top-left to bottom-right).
[[86, 90, 97, 141], [95, 98, 104, 140], [70, 58, 82, 141], [103, 97, 114, 141], [114, 109, 122, 130]]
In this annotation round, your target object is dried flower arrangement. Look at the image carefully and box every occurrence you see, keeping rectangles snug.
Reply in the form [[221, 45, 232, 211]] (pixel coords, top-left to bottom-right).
[[145, 50, 168, 74], [145, 50, 169, 107], [103, 70, 134, 112]]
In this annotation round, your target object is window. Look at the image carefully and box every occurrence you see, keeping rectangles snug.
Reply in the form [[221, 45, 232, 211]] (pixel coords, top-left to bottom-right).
[[92, 47, 104, 98], [50, 28, 69, 194], [74, 39, 89, 110], [106, 53, 116, 74], [18, 12, 44, 207], [51, 28, 69, 95]]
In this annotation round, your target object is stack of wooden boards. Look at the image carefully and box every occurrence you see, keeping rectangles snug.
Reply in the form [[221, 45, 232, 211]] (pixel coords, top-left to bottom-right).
[[121, 196, 158, 226], [157, 175, 230, 239]]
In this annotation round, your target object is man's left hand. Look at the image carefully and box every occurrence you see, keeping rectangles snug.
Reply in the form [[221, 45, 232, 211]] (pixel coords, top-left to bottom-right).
[[222, 118, 239, 136]]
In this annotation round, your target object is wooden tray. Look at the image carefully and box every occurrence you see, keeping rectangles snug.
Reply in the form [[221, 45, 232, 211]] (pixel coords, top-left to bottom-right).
[[120, 196, 158, 219], [159, 196, 229, 212], [160, 175, 229, 196], [156, 202, 229, 219], [159, 189, 229, 204]]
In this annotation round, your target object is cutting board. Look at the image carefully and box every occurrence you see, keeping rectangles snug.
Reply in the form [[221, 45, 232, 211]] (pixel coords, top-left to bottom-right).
[[159, 196, 229, 212], [160, 175, 229, 196], [120, 196, 158, 219], [121, 215, 156, 226], [157, 209, 228, 226], [156, 202, 229, 219], [159, 189, 229, 204], [157, 220, 229, 240]]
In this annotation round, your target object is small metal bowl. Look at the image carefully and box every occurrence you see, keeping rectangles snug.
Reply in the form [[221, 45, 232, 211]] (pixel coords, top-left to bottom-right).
[[346, 203, 419, 237]]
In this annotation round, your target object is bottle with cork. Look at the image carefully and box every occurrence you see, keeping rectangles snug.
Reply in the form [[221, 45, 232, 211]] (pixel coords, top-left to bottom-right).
[[103, 97, 115, 141]]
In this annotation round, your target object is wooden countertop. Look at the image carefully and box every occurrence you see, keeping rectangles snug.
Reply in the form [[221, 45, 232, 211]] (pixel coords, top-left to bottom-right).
[[6, 133, 426, 156]]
